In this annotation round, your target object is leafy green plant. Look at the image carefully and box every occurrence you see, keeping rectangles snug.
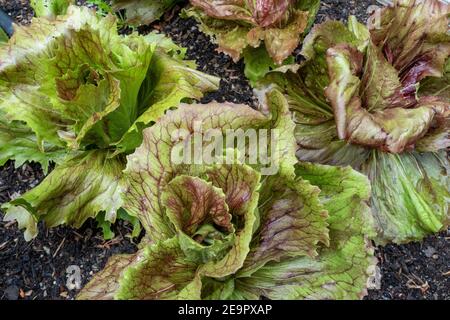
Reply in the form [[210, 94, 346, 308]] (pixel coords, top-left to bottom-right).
[[183, 0, 321, 84], [0, 6, 219, 240], [77, 89, 377, 300], [30, 0, 74, 18], [110, 0, 185, 26], [258, 0, 450, 244]]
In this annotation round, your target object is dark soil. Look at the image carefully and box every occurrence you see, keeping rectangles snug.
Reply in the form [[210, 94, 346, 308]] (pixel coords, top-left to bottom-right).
[[0, 163, 138, 300], [0, 0, 448, 300]]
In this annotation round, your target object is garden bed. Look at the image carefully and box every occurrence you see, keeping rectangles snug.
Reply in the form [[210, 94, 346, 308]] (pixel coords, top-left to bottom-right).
[[0, 0, 448, 300]]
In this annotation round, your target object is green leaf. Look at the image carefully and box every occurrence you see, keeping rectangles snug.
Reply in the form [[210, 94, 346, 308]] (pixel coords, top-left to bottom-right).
[[96, 212, 116, 240], [95, 208, 142, 240], [3, 150, 125, 238], [77, 251, 144, 300], [112, 0, 183, 26], [0, 28, 8, 44], [0, 118, 65, 174], [114, 48, 220, 154], [117, 208, 142, 238], [116, 238, 200, 300], [30, 0, 74, 18], [236, 163, 377, 300], [243, 46, 295, 86], [362, 150, 450, 244]]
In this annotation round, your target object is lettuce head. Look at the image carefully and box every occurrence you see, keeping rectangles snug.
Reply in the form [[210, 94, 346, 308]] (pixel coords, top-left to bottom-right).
[[259, 0, 450, 244], [110, 0, 185, 26], [0, 5, 219, 240], [183, 0, 321, 84], [77, 89, 378, 300]]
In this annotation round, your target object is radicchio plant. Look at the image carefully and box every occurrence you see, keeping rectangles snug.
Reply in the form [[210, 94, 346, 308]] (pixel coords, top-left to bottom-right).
[[259, 0, 450, 244], [0, 6, 219, 240], [77, 89, 378, 300], [109, 0, 185, 26], [183, 0, 321, 84], [30, 0, 74, 18]]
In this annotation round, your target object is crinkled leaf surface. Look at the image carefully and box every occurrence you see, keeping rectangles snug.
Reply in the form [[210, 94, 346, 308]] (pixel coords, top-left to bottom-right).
[[3, 151, 125, 240], [116, 238, 201, 300], [123, 102, 267, 241], [0, 6, 151, 148], [0, 118, 65, 174], [235, 163, 377, 300], [185, 0, 320, 81], [362, 150, 450, 244]]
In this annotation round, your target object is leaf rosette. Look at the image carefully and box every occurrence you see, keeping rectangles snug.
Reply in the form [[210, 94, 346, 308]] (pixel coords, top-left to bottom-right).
[[258, 0, 450, 244], [78, 89, 377, 300], [110, 0, 185, 26], [0, 6, 219, 240], [183, 0, 321, 83]]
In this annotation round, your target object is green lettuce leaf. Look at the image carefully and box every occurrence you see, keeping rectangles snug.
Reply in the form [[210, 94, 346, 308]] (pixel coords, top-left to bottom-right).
[[362, 150, 450, 244], [0, 28, 8, 44], [112, 0, 183, 26], [235, 163, 377, 300], [115, 43, 220, 154], [31, 0, 74, 18], [0, 118, 65, 174], [116, 238, 201, 300], [96, 208, 142, 240], [3, 151, 125, 241], [77, 250, 145, 300]]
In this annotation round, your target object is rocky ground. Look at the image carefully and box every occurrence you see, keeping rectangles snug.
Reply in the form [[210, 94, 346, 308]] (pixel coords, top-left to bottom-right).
[[0, 0, 448, 300]]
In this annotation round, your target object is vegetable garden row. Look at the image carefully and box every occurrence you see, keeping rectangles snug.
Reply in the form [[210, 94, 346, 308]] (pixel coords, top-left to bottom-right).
[[0, 0, 448, 300]]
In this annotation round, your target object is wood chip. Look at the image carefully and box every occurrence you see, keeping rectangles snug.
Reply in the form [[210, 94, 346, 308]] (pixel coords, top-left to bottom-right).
[[53, 237, 65, 258]]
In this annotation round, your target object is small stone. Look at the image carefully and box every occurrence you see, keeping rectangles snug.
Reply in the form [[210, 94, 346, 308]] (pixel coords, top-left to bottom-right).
[[5, 285, 19, 300], [423, 246, 436, 258], [432, 254, 439, 260], [43, 246, 51, 255]]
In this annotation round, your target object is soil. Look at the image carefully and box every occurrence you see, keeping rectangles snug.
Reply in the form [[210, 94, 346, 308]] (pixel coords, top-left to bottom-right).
[[0, 0, 448, 300]]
